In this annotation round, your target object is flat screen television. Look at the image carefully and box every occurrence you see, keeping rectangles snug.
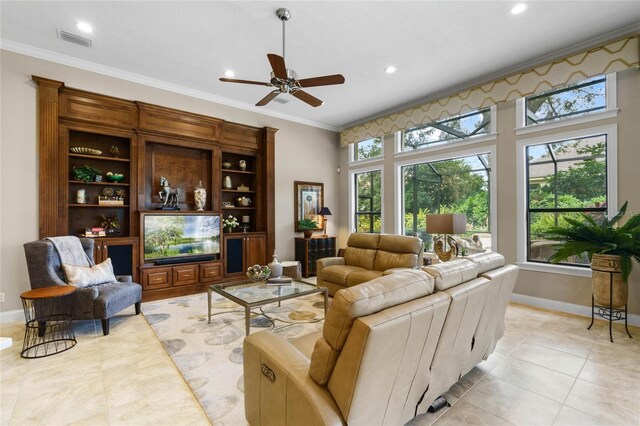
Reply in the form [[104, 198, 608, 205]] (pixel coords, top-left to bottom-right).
[[141, 212, 221, 264]]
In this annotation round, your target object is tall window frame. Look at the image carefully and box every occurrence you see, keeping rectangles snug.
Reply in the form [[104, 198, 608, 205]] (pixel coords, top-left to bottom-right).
[[394, 145, 497, 251], [516, 124, 618, 276], [349, 165, 384, 233]]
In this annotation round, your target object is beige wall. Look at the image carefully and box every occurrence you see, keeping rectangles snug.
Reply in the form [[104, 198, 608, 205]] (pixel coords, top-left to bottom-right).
[[0, 50, 339, 313], [338, 68, 640, 315]]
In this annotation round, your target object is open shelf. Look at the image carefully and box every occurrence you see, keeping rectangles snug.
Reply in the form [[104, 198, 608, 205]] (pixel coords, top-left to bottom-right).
[[222, 189, 256, 194], [221, 169, 255, 175], [222, 206, 256, 210], [69, 180, 130, 187], [68, 204, 130, 208], [69, 153, 130, 162]]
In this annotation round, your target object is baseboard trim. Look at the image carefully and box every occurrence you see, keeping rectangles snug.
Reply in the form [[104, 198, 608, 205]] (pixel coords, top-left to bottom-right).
[[0, 309, 23, 324], [510, 293, 640, 327]]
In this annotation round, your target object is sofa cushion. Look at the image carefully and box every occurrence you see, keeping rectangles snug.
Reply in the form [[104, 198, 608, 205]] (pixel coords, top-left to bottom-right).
[[375, 251, 419, 271], [344, 247, 377, 270], [346, 233, 380, 250], [309, 270, 435, 385], [62, 258, 117, 288], [346, 270, 383, 287], [378, 234, 422, 254], [422, 259, 479, 291], [322, 265, 366, 286], [466, 251, 505, 274]]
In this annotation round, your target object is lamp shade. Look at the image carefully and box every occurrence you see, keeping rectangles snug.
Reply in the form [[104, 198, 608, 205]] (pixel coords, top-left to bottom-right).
[[318, 207, 332, 216], [426, 214, 467, 234]]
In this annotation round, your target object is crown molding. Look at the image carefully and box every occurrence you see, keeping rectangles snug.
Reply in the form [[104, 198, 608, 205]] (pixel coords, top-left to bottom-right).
[[342, 23, 640, 130], [0, 39, 339, 133]]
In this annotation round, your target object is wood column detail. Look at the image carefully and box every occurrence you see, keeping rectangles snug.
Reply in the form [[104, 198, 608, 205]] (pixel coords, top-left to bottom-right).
[[33, 76, 64, 238], [263, 127, 278, 260]]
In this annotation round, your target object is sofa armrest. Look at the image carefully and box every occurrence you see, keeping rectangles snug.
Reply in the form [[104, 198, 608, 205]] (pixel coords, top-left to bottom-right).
[[244, 331, 344, 426], [317, 257, 345, 271], [116, 275, 132, 283]]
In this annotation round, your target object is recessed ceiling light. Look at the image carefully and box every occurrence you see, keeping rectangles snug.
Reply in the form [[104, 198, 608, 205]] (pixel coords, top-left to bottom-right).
[[76, 21, 93, 33], [510, 3, 528, 15], [224, 70, 235, 78], [385, 66, 397, 74]]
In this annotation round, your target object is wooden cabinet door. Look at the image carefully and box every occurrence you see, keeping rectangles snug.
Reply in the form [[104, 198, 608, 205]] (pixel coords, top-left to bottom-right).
[[141, 267, 172, 290], [244, 234, 266, 269], [100, 237, 140, 282], [172, 264, 199, 286]]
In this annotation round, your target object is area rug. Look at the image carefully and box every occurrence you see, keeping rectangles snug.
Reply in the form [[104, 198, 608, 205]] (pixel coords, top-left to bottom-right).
[[141, 290, 327, 425]]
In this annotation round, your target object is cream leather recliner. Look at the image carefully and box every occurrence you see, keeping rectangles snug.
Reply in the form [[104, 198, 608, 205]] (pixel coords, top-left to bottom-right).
[[317, 233, 423, 296], [243, 252, 518, 426], [244, 270, 449, 426]]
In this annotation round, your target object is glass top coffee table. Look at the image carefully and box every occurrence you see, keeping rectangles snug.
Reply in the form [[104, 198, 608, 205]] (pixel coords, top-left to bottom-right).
[[208, 281, 328, 336]]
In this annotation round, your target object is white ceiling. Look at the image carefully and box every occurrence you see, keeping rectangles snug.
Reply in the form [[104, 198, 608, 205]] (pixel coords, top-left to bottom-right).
[[2, 1, 639, 131]]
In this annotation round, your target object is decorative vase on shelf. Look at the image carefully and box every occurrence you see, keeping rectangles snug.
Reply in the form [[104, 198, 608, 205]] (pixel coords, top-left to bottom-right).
[[194, 180, 206, 211], [223, 176, 232, 189], [225, 226, 233, 234], [239, 160, 247, 171], [222, 161, 232, 169], [268, 250, 283, 279]]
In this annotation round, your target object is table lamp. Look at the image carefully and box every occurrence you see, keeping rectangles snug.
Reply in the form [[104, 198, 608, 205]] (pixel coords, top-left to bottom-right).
[[426, 213, 467, 262], [318, 207, 332, 237]]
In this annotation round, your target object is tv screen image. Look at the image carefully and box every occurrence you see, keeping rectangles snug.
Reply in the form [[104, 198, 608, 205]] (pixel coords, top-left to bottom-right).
[[143, 214, 220, 261]]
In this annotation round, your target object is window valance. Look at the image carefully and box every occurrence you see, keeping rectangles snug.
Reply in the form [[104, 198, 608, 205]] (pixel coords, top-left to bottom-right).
[[340, 34, 639, 147]]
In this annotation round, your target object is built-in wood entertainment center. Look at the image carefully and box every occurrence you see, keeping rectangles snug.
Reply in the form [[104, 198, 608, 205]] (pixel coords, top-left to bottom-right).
[[34, 76, 276, 301]]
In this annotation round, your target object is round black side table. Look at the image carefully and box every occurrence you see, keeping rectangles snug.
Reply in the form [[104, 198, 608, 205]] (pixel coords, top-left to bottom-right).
[[20, 286, 77, 358]]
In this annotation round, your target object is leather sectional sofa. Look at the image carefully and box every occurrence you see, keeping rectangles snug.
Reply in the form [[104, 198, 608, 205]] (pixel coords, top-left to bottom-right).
[[317, 233, 423, 296], [243, 251, 518, 425]]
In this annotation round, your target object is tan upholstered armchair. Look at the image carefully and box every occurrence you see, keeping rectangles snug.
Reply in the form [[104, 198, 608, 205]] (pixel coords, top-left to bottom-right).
[[317, 233, 423, 296]]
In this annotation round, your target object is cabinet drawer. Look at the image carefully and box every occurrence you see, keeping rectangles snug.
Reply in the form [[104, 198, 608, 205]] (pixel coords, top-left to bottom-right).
[[200, 262, 223, 283], [172, 265, 199, 286], [142, 268, 172, 290]]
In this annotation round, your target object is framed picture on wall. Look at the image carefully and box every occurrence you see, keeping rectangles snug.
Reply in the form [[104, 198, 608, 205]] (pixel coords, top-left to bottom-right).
[[294, 181, 324, 232]]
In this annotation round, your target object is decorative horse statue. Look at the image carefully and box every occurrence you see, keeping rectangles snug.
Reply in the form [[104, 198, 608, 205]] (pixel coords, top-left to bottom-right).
[[158, 176, 181, 210]]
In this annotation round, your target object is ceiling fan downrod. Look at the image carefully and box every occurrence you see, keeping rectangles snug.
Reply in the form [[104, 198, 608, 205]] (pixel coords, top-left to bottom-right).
[[276, 8, 290, 62]]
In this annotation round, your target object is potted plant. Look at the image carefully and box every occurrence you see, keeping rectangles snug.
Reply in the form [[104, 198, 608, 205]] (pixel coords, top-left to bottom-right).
[[72, 165, 102, 183], [544, 201, 640, 308], [223, 215, 239, 233], [298, 218, 320, 239], [100, 213, 120, 236]]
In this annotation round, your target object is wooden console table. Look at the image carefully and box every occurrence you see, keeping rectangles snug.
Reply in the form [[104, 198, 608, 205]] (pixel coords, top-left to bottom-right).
[[295, 237, 336, 278]]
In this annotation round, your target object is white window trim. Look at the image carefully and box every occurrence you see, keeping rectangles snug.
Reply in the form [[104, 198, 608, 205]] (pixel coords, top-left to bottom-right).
[[395, 106, 497, 156], [394, 144, 498, 252], [516, 124, 618, 274], [515, 73, 617, 136], [348, 137, 384, 165], [349, 165, 384, 234]]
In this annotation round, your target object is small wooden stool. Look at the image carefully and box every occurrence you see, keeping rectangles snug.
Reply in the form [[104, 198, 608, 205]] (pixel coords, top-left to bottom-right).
[[20, 286, 77, 358], [281, 261, 302, 281]]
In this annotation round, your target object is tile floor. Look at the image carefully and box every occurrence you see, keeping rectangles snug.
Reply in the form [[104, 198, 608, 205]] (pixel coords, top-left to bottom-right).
[[1, 302, 638, 426]]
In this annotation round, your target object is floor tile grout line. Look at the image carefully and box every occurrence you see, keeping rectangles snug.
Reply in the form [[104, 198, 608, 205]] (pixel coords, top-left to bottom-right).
[[484, 364, 570, 407], [455, 376, 517, 426]]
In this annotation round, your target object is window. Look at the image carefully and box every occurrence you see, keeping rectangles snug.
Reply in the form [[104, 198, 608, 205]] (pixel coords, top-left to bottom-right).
[[353, 170, 382, 233], [517, 124, 617, 274], [402, 108, 491, 152], [353, 137, 383, 162], [525, 76, 606, 125], [400, 152, 492, 250], [525, 134, 608, 266]]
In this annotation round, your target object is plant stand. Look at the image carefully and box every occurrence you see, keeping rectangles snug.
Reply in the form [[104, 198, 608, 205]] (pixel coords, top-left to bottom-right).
[[587, 270, 633, 343]]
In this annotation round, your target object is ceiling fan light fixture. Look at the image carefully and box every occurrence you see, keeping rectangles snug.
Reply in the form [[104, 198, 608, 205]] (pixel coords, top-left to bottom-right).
[[224, 70, 235, 78]]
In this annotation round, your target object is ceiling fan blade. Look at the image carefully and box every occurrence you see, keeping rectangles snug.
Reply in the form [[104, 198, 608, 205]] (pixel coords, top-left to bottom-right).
[[297, 74, 345, 88], [267, 54, 288, 80], [219, 78, 272, 86], [291, 90, 323, 107], [256, 90, 280, 107]]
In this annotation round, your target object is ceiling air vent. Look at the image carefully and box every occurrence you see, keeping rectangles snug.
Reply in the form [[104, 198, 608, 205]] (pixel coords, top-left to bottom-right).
[[273, 97, 289, 104], [57, 29, 92, 47]]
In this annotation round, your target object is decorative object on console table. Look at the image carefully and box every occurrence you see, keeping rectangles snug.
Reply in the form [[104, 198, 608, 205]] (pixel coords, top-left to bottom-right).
[[298, 218, 320, 239], [426, 214, 467, 262], [157, 176, 181, 210], [295, 236, 336, 278], [194, 180, 206, 211], [318, 206, 332, 237], [294, 181, 323, 232]]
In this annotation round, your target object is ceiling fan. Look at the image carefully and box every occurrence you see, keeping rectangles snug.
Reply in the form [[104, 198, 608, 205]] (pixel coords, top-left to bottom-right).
[[219, 8, 345, 107]]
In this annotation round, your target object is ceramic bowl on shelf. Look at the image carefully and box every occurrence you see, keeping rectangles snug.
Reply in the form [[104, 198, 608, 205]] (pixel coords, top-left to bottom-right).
[[70, 147, 102, 156], [106, 172, 125, 182]]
